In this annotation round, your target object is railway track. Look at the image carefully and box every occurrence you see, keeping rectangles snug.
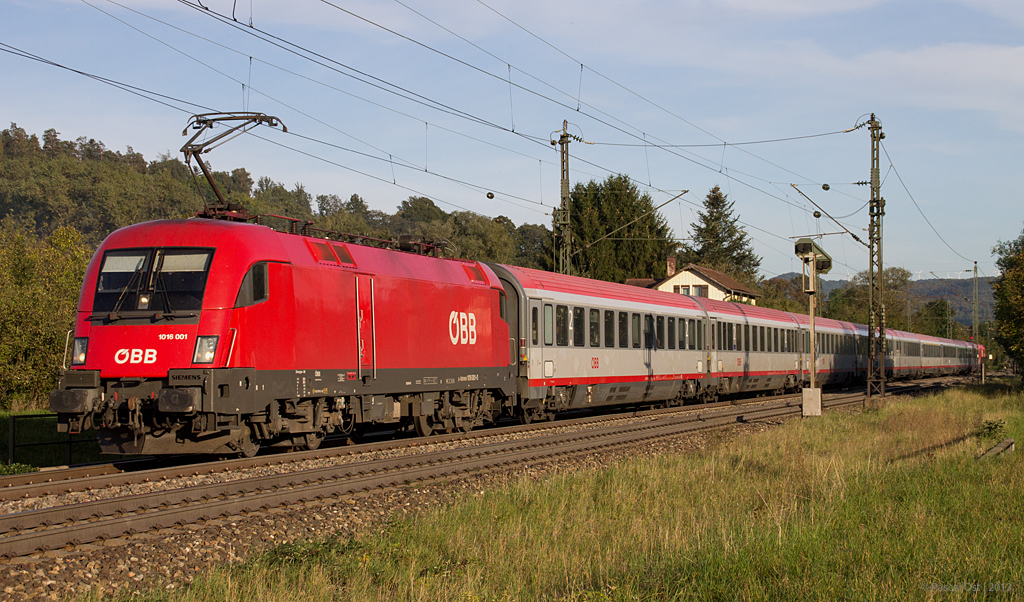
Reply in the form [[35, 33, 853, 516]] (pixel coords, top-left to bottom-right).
[[0, 376, 964, 560], [0, 390, 800, 500]]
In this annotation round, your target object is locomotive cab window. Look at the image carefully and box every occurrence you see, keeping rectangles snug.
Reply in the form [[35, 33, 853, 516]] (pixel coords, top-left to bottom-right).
[[95, 247, 214, 314], [235, 262, 269, 307]]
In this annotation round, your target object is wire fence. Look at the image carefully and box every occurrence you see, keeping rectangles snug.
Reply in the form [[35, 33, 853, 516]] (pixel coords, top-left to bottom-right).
[[5, 414, 101, 467]]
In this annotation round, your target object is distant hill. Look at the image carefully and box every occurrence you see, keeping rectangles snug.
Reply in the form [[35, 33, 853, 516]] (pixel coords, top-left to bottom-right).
[[768, 273, 994, 325]]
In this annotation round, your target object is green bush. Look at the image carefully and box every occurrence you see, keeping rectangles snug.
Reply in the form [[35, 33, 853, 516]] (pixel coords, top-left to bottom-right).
[[0, 220, 92, 410]]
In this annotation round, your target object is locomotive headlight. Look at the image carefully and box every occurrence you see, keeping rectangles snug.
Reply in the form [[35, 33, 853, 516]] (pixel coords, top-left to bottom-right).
[[138, 294, 150, 310], [71, 337, 88, 366], [192, 336, 219, 364]]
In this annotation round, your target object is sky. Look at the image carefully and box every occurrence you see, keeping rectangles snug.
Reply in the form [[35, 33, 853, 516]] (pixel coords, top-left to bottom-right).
[[3, 0, 1022, 282]]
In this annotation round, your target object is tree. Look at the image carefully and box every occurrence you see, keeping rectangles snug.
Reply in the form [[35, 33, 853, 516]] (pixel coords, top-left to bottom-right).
[[0, 220, 93, 410], [823, 267, 913, 330], [570, 174, 675, 283], [681, 186, 761, 286], [992, 227, 1024, 368], [758, 275, 807, 313], [910, 299, 956, 338]]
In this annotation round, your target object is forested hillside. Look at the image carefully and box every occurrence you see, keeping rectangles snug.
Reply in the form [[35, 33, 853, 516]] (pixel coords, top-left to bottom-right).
[[0, 123, 552, 409]]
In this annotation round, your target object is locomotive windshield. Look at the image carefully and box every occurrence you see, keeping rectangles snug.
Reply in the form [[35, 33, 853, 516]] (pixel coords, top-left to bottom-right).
[[94, 248, 214, 315]]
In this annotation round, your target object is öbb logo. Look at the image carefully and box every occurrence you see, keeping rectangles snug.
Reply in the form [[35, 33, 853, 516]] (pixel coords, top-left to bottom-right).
[[448, 311, 477, 345], [115, 349, 157, 364]]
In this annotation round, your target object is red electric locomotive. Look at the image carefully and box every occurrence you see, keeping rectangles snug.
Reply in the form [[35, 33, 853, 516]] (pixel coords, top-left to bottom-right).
[[50, 217, 515, 455]]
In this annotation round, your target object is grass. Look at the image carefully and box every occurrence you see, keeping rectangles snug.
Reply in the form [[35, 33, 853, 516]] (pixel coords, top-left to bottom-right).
[[0, 410, 105, 471], [98, 380, 1024, 601]]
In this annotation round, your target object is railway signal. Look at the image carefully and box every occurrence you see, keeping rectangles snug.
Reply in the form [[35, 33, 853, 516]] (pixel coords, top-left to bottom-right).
[[796, 238, 832, 416]]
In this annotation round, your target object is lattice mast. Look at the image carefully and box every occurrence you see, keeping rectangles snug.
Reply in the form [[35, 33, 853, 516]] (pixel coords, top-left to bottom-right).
[[553, 121, 573, 275], [867, 114, 886, 401]]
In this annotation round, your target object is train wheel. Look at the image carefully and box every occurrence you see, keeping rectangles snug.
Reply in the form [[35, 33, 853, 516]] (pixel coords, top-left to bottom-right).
[[238, 425, 260, 458], [298, 432, 323, 451], [413, 414, 437, 437]]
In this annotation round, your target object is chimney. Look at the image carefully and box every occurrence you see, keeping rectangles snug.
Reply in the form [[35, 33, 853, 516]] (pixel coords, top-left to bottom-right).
[[666, 256, 677, 277]]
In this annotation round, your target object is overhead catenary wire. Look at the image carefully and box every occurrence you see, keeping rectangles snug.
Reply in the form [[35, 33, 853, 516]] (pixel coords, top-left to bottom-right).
[[156, 0, 846, 261], [84, 0, 553, 216], [25, 0, 880, 276], [221, 0, 855, 225], [0, 42, 214, 115], [101, 0, 566, 171], [881, 141, 973, 264]]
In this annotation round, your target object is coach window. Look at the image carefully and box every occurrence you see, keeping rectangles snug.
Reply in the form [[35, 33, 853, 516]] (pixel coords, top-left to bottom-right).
[[656, 316, 666, 349], [645, 315, 655, 349], [543, 304, 554, 346], [604, 310, 615, 348], [744, 324, 750, 352], [619, 312, 629, 348], [557, 306, 570, 346], [573, 307, 585, 347], [632, 313, 642, 348], [589, 309, 601, 347], [544, 304, 554, 346], [234, 261, 269, 307], [531, 307, 539, 346], [688, 319, 696, 350], [696, 320, 704, 350], [726, 323, 734, 351], [668, 317, 676, 349]]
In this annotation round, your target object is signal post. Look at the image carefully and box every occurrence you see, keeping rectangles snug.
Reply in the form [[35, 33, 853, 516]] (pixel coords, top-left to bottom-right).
[[796, 238, 832, 417]]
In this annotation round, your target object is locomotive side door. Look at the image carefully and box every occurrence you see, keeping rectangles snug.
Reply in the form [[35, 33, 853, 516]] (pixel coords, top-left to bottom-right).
[[356, 274, 375, 379]]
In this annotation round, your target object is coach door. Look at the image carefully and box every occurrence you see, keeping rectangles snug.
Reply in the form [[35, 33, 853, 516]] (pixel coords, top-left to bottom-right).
[[356, 274, 375, 379], [708, 317, 720, 379]]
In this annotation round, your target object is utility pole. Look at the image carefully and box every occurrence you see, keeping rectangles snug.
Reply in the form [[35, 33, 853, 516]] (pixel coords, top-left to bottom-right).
[[553, 121, 573, 275], [973, 261, 979, 379], [866, 114, 886, 403]]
